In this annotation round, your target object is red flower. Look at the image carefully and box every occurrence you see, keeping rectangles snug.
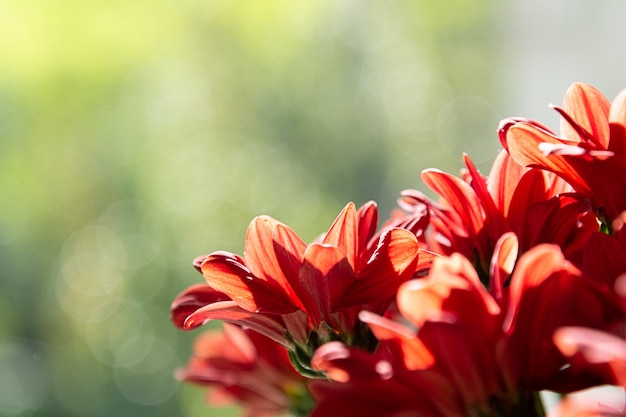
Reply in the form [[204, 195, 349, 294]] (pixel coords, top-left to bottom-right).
[[176, 323, 312, 417], [171, 202, 421, 372], [396, 150, 596, 279], [501, 82, 626, 228], [309, 243, 625, 416]]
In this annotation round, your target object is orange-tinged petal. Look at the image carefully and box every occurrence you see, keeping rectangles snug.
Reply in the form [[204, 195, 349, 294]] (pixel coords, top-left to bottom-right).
[[322, 202, 358, 270], [201, 251, 298, 314], [560, 83, 611, 148], [507, 118, 626, 220], [506, 123, 593, 195], [609, 87, 626, 159], [397, 254, 501, 333], [359, 311, 435, 370]]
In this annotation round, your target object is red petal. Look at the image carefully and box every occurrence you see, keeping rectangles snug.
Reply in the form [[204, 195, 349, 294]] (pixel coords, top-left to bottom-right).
[[503, 245, 577, 332], [297, 243, 354, 327], [506, 123, 591, 193], [244, 216, 301, 302], [417, 322, 498, 406], [397, 253, 501, 332], [502, 245, 618, 388], [170, 283, 231, 329], [359, 311, 435, 371], [272, 223, 308, 312], [191, 323, 257, 365], [201, 251, 298, 314], [554, 326, 626, 388], [489, 232, 519, 304], [184, 300, 290, 348], [582, 232, 626, 287], [487, 150, 527, 216], [463, 153, 509, 241], [338, 229, 419, 309], [311, 341, 391, 382], [506, 122, 626, 220], [560, 83, 610, 148], [322, 202, 358, 270], [421, 169, 484, 244], [356, 201, 379, 258]]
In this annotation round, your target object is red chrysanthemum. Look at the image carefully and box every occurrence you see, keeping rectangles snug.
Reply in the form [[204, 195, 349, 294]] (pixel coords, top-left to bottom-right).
[[171, 202, 421, 374]]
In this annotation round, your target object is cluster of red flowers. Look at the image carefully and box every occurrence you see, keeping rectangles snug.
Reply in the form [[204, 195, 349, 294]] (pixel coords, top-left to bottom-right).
[[171, 83, 626, 417]]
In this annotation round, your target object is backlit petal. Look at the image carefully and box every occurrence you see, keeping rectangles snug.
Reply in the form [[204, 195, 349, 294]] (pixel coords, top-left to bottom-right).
[[298, 243, 354, 327], [338, 229, 419, 308], [184, 300, 290, 348], [560, 83, 610, 148], [201, 251, 298, 314], [245, 216, 301, 302], [322, 202, 358, 270]]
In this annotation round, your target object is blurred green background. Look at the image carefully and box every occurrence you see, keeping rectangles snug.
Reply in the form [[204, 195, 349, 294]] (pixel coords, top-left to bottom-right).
[[1, 1, 625, 416]]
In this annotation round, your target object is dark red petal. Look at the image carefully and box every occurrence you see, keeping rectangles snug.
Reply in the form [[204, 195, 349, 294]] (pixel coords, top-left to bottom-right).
[[507, 168, 550, 237], [554, 326, 626, 388], [359, 311, 435, 371], [502, 245, 621, 388], [582, 232, 626, 287], [311, 341, 391, 382], [503, 245, 578, 333], [356, 201, 379, 255], [417, 322, 498, 406]]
